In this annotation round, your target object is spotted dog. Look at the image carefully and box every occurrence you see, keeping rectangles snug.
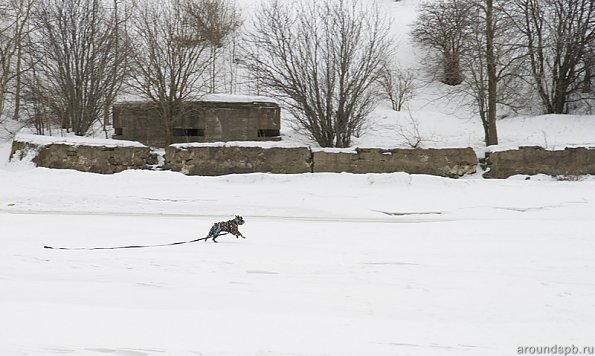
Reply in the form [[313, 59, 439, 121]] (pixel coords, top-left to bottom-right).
[[206, 216, 246, 243]]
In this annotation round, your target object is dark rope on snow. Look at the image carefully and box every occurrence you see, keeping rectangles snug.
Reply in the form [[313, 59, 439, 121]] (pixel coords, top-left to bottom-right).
[[43, 233, 229, 251]]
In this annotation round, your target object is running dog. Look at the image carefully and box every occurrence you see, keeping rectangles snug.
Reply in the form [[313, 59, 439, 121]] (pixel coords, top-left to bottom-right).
[[206, 216, 246, 243]]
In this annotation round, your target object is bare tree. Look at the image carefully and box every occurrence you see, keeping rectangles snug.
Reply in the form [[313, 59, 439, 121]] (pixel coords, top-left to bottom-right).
[[511, 0, 595, 114], [128, 0, 211, 145], [411, 0, 473, 86], [0, 0, 33, 124], [440, 0, 527, 146], [185, 0, 241, 93], [377, 61, 416, 111], [27, 0, 129, 136], [242, 0, 392, 148], [411, 0, 528, 146]]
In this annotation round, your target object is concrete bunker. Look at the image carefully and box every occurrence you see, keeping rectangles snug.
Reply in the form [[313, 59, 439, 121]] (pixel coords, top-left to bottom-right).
[[112, 94, 281, 147]]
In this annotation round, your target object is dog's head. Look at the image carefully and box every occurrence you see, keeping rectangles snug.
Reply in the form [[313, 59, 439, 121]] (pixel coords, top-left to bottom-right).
[[234, 215, 245, 225]]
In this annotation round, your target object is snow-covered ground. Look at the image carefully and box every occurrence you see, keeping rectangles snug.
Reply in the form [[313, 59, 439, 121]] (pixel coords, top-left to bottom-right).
[[1, 148, 595, 355]]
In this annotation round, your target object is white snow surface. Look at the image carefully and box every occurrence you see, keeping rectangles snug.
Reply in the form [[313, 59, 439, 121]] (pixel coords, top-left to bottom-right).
[[13, 133, 147, 148], [1, 151, 595, 355]]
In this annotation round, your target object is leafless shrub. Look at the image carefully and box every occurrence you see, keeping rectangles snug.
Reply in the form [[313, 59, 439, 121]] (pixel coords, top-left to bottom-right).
[[396, 111, 429, 148], [378, 62, 417, 111]]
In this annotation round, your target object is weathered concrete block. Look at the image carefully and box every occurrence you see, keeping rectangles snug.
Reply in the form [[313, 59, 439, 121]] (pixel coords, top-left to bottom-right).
[[9, 140, 28, 160], [10, 137, 157, 174], [164, 145, 312, 175], [484, 146, 595, 178], [311, 151, 357, 173], [313, 147, 477, 178]]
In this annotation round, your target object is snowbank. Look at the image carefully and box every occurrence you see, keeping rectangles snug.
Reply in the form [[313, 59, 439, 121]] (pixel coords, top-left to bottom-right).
[[14, 132, 146, 148]]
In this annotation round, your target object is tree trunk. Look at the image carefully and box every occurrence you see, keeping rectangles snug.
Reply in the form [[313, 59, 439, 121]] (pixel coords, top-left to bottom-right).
[[553, 84, 568, 114], [583, 64, 592, 92], [485, 0, 498, 146], [211, 46, 216, 93], [12, 42, 23, 121]]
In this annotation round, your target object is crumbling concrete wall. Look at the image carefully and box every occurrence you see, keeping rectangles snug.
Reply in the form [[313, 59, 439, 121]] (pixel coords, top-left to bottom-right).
[[12, 138, 478, 177], [484, 146, 595, 178], [164, 145, 312, 175], [313, 147, 477, 178], [10, 138, 158, 174], [10, 138, 595, 178]]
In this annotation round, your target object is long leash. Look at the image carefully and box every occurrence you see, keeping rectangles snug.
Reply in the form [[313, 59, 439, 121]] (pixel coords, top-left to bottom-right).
[[43, 233, 229, 251]]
